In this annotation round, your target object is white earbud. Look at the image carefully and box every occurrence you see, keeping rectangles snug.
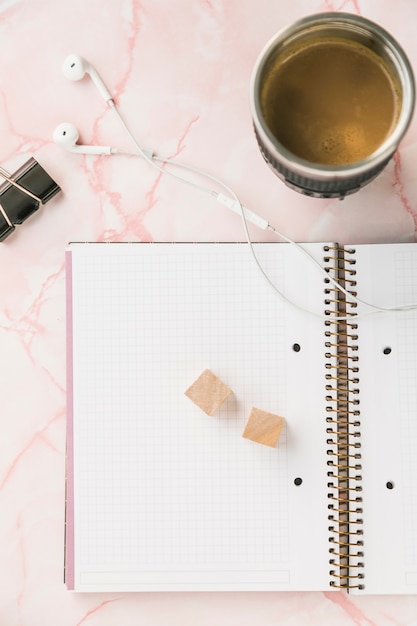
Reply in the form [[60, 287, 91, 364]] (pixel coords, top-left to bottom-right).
[[62, 54, 114, 104], [53, 122, 114, 155], [53, 121, 155, 158]]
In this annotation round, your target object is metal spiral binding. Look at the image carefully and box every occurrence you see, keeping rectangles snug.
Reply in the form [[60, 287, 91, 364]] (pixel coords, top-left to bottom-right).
[[323, 245, 365, 591]]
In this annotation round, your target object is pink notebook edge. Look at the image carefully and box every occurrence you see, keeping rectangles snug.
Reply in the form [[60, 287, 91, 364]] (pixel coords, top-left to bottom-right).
[[64, 249, 75, 590]]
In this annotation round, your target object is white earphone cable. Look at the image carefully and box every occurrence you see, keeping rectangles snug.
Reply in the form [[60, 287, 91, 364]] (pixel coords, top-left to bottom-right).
[[108, 101, 417, 320]]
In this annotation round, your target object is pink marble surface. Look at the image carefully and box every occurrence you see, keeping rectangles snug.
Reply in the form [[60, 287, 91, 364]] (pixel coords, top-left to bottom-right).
[[2, 0, 417, 624]]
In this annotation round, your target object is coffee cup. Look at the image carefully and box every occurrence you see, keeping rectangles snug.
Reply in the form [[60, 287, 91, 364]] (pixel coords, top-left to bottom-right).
[[250, 13, 415, 198]]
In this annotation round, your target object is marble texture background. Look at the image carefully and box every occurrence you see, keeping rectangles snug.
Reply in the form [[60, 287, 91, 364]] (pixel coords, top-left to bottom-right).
[[1, 0, 417, 624]]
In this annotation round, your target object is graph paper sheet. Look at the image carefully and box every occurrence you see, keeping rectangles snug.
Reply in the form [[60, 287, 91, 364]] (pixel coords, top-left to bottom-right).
[[65, 242, 331, 592], [348, 243, 417, 595]]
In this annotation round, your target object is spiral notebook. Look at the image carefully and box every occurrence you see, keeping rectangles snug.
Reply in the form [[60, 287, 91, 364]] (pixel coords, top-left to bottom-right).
[[65, 241, 417, 594]]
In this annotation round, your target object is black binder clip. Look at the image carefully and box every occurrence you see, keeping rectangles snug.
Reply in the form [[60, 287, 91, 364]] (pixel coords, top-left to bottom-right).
[[0, 157, 61, 241]]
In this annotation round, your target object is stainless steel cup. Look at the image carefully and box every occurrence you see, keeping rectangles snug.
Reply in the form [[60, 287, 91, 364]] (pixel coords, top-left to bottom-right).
[[250, 13, 415, 198]]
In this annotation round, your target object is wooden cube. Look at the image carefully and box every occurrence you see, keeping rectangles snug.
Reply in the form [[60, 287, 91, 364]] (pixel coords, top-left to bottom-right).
[[185, 369, 232, 415], [242, 407, 285, 448]]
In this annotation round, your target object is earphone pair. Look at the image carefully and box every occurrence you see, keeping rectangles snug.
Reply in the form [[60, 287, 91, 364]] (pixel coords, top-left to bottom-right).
[[54, 54, 119, 155], [54, 54, 417, 320]]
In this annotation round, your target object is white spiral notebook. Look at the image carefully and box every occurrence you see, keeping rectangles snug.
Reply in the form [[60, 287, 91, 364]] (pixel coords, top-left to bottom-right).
[[65, 241, 417, 594]]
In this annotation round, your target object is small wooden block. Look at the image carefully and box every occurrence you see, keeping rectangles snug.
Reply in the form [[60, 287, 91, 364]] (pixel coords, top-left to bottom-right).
[[185, 369, 232, 415], [242, 407, 285, 448]]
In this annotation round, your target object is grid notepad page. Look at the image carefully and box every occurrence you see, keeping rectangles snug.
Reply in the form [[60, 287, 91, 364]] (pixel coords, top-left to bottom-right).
[[349, 243, 417, 595], [66, 242, 331, 592]]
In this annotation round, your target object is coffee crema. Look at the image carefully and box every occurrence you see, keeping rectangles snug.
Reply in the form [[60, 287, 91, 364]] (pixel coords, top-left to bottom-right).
[[260, 37, 401, 166]]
